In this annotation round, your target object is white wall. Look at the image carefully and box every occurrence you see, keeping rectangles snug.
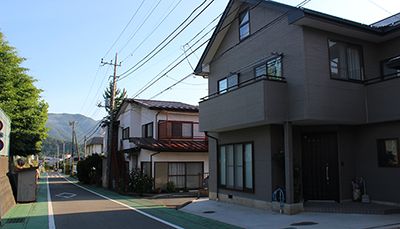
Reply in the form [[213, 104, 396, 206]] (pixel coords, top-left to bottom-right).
[[86, 144, 103, 156]]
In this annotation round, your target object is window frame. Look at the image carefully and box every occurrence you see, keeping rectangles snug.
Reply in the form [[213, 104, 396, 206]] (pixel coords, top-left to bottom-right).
[[254, 55, 283, 80], [122, 127, 130, 140], [160, 161, 204, 190], [218, 142, 254, 192], [239, 8, 250, 41], [142, 122, 153, 138], [218, 73, 239, 94], [380, 55, 400, 78], [377, 138, 400, 168], [158, 120, 194, 139], [327, 39, 364, 82]]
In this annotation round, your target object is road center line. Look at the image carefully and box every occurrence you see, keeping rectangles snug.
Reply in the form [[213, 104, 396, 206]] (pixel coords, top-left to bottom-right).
[[59, 174, 184, 229], [47, 175, 56, 229]]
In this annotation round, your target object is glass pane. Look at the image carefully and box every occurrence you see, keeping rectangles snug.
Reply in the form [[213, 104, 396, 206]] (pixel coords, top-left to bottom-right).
[[147, 123, 153, 137], [226, 145, 234, 188], [384, 140, 399, 166], [240, 10, 249, 26], [267, 57, 282, 78], [255, 64, 266, 78], [382, 61, 400, 77], [172, 122, 182, 137], [227, 74, 238, 90], [219, 146, 226, 186], [169, 176, 185, 189], [347, 47, 362, 80], [186, 176, 200, 189], [240, 24, 250, 40], [235, 144, 243, 189], [186, 162, 202, 175], [329, 40, 347, 79], [168, 162, 185, 176], [219, 79, 227, 94], [182, 123, 193, 137], [154, 162, 168, 190], [244, 144, 253, 189]]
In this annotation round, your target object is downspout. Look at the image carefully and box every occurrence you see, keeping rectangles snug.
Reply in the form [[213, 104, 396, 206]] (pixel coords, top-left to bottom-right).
[[205, 131, 219, 200], [155, 111, 161, 139], [150, 151, 161, 178]]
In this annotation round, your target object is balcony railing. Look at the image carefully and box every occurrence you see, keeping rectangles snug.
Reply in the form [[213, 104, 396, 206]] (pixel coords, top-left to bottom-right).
[[200, 75, 286, 102]]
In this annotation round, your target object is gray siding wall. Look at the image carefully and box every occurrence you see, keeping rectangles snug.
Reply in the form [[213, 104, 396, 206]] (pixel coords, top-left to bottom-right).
[[355, 122, 400, 203], [207, 4, 306, 121], [214, 125, 273, 202]]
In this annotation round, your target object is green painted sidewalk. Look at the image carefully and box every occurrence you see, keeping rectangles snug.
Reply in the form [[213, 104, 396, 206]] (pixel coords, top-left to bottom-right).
[[65, 176, 241, 229], [0, 176, 49, 229]]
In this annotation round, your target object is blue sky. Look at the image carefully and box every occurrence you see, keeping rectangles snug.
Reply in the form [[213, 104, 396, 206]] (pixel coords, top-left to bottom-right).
[[1, 0, 399, 121]]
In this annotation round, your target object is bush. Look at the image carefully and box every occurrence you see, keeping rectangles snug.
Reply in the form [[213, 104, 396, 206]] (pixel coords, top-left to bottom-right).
[[77, 154, 102, 185], [128, 169, 153, 194], [166, 181, 175, 193]]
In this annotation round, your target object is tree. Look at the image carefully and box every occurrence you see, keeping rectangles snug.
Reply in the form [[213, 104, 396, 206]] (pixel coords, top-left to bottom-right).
[[0, 32, 48, 156], [101, 81, 126, 126]]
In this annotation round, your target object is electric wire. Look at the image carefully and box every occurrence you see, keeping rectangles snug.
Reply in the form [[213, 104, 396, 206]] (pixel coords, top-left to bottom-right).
[[117, 0, 213, 80], [102, 0, 146, 59], [118, 0, 163, 54], [121, 0, 183, 63]]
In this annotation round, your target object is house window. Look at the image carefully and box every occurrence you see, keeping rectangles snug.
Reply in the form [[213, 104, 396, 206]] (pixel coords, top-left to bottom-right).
[[158, 121, 193, 139], [239, 9, 250, 40], [218, 74, 238, 94], [254, 56, 283, 79], [218, 143, 253, 191], [328, 40, 363, 81], [141, 162, 151, 176], [381, 57, 400, 78], [377, 139, 400, 167], [122, 127, 130, 139], [142, 122, 153, 138], [168, 162, 203, 189]]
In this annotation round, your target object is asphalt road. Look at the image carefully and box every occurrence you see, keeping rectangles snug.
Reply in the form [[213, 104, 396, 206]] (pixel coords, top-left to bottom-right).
[[47, 173, 174, 229]]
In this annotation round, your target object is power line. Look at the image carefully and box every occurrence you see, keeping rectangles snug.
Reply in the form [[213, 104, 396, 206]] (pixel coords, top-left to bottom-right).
[[79, 65, 101, 114], [144, 0, 313, 100], [84, 64, 112, 116], [102, 0, 146, 59], [118, 0, 163, 54], [121, 0, 183, 63], [117, 0, 214, 80]]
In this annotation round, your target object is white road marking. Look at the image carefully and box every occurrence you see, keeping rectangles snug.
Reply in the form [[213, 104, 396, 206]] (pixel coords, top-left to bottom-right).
[[55, 192, 77, 199], [47, 175, 56, 229], [58, 173, 184, 229]]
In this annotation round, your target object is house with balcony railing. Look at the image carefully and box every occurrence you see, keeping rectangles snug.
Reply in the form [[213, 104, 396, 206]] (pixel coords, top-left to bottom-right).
[[115, 99, 208, 191], [195, 0, 400, 214]]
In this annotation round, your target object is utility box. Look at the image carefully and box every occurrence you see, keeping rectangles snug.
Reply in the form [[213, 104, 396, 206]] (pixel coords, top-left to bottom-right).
[[16, 169, 37, 202]]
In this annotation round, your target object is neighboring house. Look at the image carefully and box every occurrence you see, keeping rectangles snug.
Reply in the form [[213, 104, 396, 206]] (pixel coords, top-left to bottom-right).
[[195, 0, 400, 214], [115, 99, 208, 191], [85, 136, 104, 157]]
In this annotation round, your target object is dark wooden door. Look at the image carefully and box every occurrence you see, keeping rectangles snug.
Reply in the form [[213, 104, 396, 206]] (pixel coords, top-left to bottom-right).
[[302, 133, 339, 201]]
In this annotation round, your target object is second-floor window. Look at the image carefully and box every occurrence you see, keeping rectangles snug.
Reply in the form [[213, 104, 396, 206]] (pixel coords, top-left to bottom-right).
[[218, 73, 238, 94], [122, 127, 130, 139], [254, 56, 282, 79], [239, 9, 250, 40], [328, 39, 363, 81], [159, 121, 193, 139], [142, 122, 153, 138], [381, 57, 400, 78]]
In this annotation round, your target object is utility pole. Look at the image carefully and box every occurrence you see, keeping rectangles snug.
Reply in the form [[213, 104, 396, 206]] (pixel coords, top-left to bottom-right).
[[69, 121, 77, 174], [101, 53, 121, 189]]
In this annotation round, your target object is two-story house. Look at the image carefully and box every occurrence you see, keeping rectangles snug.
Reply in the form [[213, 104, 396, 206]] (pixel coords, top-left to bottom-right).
[[195, 0, 400, 214], [85, 137, 104, 157], [115, 99, 208, 191]]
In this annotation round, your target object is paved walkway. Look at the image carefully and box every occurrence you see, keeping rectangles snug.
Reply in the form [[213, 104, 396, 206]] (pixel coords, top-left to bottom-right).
[[181, 198, 400, 229], [0, 173, 239, 229]]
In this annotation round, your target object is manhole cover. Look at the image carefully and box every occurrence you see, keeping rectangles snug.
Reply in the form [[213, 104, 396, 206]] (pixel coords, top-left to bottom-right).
[[202, 211, 216, 214], [290, 221, 318, 226], [5, 217, 26, 224], [56, 192, 77, 199]]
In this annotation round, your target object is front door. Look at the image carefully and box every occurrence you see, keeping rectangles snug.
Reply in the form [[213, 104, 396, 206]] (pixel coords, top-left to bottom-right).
[[302, 133, 339, 202]]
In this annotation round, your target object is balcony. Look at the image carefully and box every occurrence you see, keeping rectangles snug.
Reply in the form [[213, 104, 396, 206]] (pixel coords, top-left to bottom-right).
[[199, 77, 288, 132]]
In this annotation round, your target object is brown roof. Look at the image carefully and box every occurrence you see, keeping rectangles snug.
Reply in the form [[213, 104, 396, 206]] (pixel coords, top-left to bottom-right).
[[128, 138, 208, 152], [126, 99, 199, 112]]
